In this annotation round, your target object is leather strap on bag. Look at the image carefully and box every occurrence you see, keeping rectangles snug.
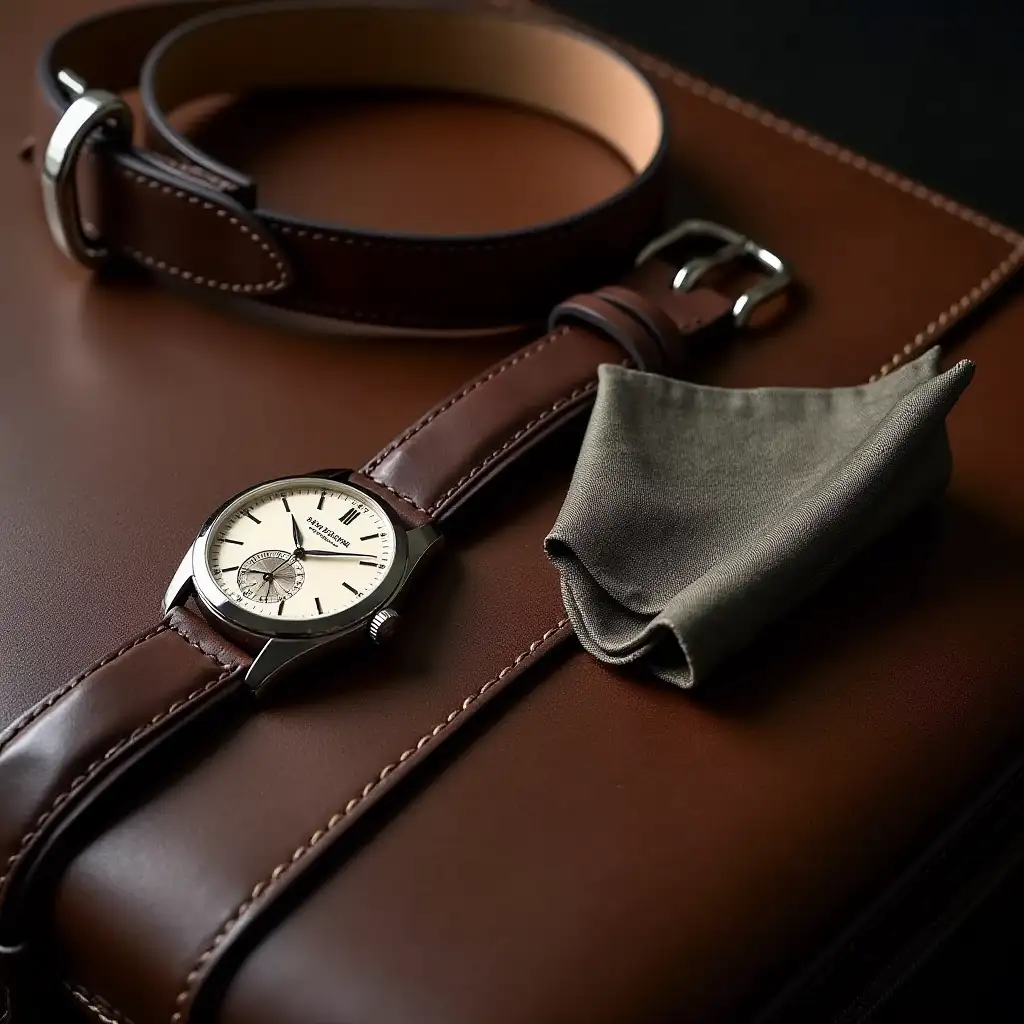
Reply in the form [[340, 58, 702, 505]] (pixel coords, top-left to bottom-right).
[[33, 0, 669, 330]]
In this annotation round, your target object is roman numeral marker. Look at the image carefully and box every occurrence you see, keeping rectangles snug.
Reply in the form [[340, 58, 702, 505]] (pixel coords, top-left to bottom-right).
[[360, 533, 380, 541], [315, 597, 323, 614], [317, 491, 326, 510], [340, 508, 360, 526], [223, 538, 244, 545], [245, 511, 262, 524], [282, 497, 290, 512], [343, 581, 360, 596]]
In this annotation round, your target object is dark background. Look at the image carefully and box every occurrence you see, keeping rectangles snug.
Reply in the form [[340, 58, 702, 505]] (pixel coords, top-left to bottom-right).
[[552, 0, 1024, 230], [548, 1, 1024, 1020]]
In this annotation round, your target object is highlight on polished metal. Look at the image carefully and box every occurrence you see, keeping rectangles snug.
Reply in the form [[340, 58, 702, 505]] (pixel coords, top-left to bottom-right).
[[41, 68, 133, 268], [636, 219, 792, 326]]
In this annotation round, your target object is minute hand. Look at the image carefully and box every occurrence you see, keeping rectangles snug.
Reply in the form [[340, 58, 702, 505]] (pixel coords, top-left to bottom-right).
[[302, 549, 377, 558]]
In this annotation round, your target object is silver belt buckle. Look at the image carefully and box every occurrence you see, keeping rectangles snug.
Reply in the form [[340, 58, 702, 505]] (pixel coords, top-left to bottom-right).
[[40, 69, 133, 268], [636, 219, 792, 327]]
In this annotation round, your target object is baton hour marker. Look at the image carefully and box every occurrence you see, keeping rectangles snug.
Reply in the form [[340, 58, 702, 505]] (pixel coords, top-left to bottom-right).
[[245, 511, 261, 524]]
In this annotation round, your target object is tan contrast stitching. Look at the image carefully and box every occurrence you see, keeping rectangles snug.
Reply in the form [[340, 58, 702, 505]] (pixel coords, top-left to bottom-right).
[[0, 623, 236, 898], [120, 170, 288, 293], [489, 0, 1024, 380], [869, 244, 1024, 380], [362, 477, 430, 516], [428, 378, 600, 514], [150, 155, 235, 192], [268, 211, 600, 249], [363, 327, 569, 474], [0, 625, 169, 757], [170, 617, 571, 1024], [69, 985, 138, 1024]]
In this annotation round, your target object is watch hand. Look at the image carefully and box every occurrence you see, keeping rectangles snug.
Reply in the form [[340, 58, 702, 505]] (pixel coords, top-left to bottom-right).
[[265, 551, 298, 575], [291, 513, 303, 550], [304, 550, 375, 559]]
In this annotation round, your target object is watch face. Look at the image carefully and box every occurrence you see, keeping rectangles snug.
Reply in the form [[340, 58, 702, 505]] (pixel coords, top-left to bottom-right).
[[193, 477, 403, 636]]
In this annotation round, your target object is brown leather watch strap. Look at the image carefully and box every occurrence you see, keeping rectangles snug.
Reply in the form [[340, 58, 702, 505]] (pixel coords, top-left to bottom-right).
[[0, 608, 250, 999], [352, 261, 735, 525], [33, 1, 667, 330]]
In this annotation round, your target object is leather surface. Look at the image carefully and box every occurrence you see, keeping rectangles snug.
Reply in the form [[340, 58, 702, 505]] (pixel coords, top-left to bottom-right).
[[1, 1, 1023, 1023], [0, 608, 249, 983]]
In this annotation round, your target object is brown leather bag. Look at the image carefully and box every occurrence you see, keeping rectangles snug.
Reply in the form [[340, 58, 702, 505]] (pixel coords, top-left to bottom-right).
[[2, 1, 1023, 1022]]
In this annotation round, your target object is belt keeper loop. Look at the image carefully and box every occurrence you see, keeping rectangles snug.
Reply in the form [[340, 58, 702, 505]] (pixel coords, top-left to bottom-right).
[[548, 293, 667, 373]]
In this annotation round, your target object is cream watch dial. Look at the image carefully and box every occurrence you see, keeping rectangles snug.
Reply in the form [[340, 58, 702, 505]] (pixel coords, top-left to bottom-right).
[[204, 480, 396, 621]]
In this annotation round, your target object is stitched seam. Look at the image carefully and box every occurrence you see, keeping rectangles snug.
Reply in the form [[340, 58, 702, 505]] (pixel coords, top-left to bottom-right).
[[428, 377, 601, 514], [363, 478, 430, 516], [149, 155, 235, 192], [363, 326, 570, 474], [869, 244, 1024, 379], [169, 617, 571, 1024], [266, 205, 613, 248], [0, 649, 235, 899], [489, 0, 1024, 380], [119, 170, 288, 293], [68, 985, 138, 1024], [0, 625, 169, 757]]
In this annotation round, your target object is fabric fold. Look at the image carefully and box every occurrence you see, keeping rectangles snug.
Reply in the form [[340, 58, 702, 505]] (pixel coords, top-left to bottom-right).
[[545, 350, 974, 688]]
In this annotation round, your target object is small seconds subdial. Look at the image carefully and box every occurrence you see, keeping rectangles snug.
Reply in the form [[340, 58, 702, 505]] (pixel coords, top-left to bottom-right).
[[237, 550, 306, 603], [204, 478, 397, 622]]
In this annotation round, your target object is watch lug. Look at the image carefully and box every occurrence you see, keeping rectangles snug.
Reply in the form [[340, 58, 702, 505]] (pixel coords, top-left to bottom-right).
[[304, 467, 352, 481], [402, 523, 444, 587], [162, 546, 195, 614], [246, 636, 324, 699]]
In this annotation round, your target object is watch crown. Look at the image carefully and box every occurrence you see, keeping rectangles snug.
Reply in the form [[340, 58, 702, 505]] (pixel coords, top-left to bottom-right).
[[369, 608, 401, 645]]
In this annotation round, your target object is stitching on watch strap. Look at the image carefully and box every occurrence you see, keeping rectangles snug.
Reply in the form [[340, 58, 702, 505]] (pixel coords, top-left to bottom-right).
[[0, 625, 171, 759], [68, 985, 138, 1024], [0, 640, 236, 898], [363, 326, 570, 475], [427, 376, 604, 515]]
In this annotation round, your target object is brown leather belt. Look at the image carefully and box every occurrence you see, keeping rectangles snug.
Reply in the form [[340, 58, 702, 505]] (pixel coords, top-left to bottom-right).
[[33, 0, 672, 330]]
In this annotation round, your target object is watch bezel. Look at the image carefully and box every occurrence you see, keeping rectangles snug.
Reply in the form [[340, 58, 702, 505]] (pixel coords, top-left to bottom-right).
[[191, 474, 409, 640]]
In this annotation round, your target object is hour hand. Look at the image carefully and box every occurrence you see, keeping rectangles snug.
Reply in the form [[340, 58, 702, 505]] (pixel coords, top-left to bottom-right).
[[291, 514, 303, 549]]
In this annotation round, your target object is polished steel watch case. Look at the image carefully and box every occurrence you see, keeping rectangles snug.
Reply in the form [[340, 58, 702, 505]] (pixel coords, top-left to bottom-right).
[[163, 469, 442, 697]]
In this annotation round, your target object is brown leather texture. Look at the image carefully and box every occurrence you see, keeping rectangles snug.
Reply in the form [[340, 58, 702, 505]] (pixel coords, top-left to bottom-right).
[[33, 1, 669, 329], [2, 1, 1024, 1024], [0, 608, 250, 990], [356, 277, 733, 524]]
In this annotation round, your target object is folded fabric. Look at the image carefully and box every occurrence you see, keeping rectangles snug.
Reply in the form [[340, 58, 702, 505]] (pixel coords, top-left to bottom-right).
[[545, 350, 974, 688]]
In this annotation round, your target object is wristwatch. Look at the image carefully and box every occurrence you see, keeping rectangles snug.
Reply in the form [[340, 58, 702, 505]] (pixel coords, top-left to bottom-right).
[[0, 221, 788, 1020], [162, 470, 443, 697]]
